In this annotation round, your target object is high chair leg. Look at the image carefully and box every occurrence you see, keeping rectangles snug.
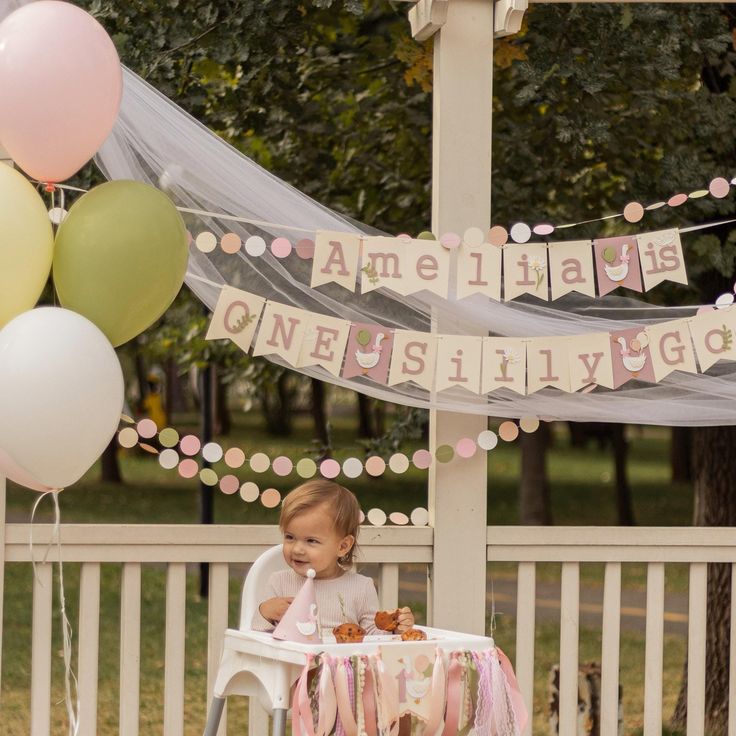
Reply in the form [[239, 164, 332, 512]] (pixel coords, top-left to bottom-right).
[[202, 696, 226, 736], [272, 708, 287, 736]]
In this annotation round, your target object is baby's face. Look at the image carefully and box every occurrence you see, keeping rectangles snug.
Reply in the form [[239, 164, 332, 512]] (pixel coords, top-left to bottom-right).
[[282, 503, 353, 579]]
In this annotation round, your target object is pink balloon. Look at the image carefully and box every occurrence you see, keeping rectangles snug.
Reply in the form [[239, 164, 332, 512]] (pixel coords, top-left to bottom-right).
[[0, 2, 122, 182]]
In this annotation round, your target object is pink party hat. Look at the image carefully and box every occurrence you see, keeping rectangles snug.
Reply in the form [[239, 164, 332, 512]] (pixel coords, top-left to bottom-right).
[[272, 568, 321, 643]]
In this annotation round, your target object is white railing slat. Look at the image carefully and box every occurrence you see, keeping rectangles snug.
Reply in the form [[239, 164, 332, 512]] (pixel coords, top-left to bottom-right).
[[379, 562, 400, 611], [164, 563, 187, 736], [730, 563, 736, 736], [515, 562, 535, 736], [208, 563, 230, 736], [78, 562, 101, 736], [687, 562, 708, 736], [31, 561, 53, 736], [120, 562, 141, 736], [643, 562, 664, 736], [600, 561, 621, 736], [558, 561, 580, 736]]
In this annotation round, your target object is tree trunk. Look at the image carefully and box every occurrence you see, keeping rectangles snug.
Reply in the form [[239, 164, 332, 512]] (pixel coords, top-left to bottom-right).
[[133, 341, 148, 413], [213, 367, 231, 436], [258, 372, 294, 436], [165, 356, 187, 413], [100, 435, 123, 483], [311, 378, 329, 448], [519, 422, 552, 524], [356, 393, 374, 438], [374, 400, 386, 436], [611, 424, 635, 526], [671, 426, 693, 484], [671, 426, 736, 735]]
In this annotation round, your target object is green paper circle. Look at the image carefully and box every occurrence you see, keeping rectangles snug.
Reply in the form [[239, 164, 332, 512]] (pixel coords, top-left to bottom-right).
[[159, 428, 179, 448], [435, 444, 454, 463], [417, 231, 436, 241], [296, 458, 317, 478], [199, 468, 218, 486]]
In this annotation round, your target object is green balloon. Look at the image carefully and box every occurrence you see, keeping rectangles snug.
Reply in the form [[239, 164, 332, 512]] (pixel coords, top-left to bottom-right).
[[53, 181, 188, 347]]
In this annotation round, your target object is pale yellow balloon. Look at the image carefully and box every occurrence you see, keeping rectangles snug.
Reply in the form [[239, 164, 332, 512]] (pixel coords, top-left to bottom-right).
[[0, 165, 53, 326]]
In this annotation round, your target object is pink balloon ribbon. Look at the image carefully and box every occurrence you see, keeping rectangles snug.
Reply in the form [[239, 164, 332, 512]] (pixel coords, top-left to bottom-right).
[[316, 655, 337, 736], [423, 648, 446, 736], [334, 658, 358, 736], [291, 655, 315, 736], [441, 652, 463, 736], [495, 647, 529, 735], [361, 657, 378, 736]]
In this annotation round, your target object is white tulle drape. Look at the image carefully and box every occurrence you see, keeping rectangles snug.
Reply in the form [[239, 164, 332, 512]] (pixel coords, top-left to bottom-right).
[[93, 67, 736, 426]]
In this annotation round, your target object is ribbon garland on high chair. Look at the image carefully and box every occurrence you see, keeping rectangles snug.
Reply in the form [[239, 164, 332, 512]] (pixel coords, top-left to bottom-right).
[[291, 647, 527, 736]]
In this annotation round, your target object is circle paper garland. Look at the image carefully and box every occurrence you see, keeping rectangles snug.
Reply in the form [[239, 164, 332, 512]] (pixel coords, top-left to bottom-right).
[[119, 413, 540, 525], [191, 175, 734, 259]]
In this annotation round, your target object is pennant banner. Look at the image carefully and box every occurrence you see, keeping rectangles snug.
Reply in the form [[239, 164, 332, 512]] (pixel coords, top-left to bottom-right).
[[207, 290, 735, 397], [307, 227, 689, 302]]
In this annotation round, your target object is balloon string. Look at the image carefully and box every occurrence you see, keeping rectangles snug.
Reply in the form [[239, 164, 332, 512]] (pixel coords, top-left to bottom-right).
[[51, 489, 80, 736], [29, 490, 54, 583]]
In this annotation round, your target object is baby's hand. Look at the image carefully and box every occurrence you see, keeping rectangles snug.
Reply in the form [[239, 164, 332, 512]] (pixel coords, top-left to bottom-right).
[[259, 596, 294, 624], [395, 606, 415, 633]]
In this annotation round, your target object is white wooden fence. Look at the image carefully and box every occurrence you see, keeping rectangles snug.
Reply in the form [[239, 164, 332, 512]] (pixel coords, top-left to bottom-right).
[[3, 512, 736, 734]]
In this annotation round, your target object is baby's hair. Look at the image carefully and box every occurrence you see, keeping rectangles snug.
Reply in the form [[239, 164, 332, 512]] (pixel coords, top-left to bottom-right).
[[280, 480, 361, 566]]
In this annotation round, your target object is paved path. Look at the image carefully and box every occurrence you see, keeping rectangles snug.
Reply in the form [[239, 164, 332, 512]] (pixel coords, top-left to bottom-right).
[[392, 565, 688, 636]]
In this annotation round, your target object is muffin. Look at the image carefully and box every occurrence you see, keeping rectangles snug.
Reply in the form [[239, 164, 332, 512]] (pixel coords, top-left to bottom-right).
[[332, 623, 366, 643], [374, 609, 400, 633], [400, 628, 427, 641]]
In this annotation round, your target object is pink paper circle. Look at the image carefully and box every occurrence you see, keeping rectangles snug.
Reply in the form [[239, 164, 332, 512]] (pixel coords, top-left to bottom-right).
[[389, 512, 409, 526], [220, 232, 242, 254], [219, 474, 240, 494], [179, 434, 201, 456], [498, 421, 519, 442], [272, 455, 294, 477], [667, 193, 688, 208], [136, 418, 158, 438], [440, 232, 461, 249], [295, 238, 315, 259], [455, 438, 477, 459], [224, 447, 245, 468], [623, 202, 644, 223], [532, 223, 555, 236], [487, 226, 508, 246], [412, 449, 432, 470], [365, 456, 386, 477], [709, 177, 730, 199], [271, 237, 293, 258], [320, 458, 340, 479], [396, 233, 412, 243], [178, 458, 199, 479], [261, 488, 282, 508]]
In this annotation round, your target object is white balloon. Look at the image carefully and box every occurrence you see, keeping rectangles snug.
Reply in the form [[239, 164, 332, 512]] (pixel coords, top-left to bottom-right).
[[0, 307, 124, 490]]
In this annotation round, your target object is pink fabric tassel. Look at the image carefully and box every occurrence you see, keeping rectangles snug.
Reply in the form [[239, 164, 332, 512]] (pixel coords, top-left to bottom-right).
[[441, 652, 463, 736], [495, 647, 529, 735], [335, 657, 358, 736], [362, 656, 379, 736], [316, 654, 337, 736], [291, 654, 315, 736], [423, 648, 446, 736]]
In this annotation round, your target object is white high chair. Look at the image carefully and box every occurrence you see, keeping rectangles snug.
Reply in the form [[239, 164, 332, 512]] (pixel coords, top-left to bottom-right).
[[203, 544, 296, 736]]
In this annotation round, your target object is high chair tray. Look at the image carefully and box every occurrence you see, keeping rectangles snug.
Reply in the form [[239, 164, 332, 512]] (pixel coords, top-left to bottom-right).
[[222, 625, 494, 661]]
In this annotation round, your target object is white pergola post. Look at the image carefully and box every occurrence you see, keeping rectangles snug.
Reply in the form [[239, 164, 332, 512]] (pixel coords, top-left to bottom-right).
[[411, 0, 498, 635]]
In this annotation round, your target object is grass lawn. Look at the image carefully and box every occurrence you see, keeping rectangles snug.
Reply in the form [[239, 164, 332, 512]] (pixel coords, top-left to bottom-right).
[[2, 409, 694, 734]]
